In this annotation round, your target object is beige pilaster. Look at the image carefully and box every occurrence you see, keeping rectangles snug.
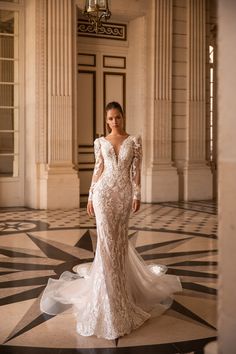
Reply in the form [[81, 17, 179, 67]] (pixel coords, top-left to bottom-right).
[[25, 0, 79, 209], [146, 0, 178, 202], [184, 0, 212, 201], [42, 0, 79, 209], [217, 1, 236, 353], [34, 0, 48, 208]]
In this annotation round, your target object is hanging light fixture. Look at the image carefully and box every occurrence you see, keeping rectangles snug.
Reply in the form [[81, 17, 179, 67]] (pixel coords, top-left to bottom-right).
[[83, 0, 111, 33]]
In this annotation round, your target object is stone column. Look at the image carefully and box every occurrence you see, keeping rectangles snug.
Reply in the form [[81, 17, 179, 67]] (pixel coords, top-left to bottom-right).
[[184, 0, 212, 200], [25, 0, 79, 209], [145, 0, 178, 202], [217, 1, 236, 353], [44, 0, 79, 209]]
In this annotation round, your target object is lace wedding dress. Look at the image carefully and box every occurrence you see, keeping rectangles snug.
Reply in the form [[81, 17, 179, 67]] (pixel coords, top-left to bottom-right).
[[40, 135, 182, 340]]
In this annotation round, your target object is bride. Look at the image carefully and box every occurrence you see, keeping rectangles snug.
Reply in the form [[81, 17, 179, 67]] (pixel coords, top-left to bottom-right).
[[40, 101, 182, 340]]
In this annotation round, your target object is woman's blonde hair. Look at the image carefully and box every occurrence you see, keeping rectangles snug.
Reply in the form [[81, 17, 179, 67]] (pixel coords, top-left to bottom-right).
[[105, 101, 124, 134]]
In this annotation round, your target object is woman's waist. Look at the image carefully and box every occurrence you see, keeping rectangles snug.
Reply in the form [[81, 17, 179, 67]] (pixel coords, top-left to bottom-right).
[[98, 173, 131, 187], [103, 174, 130, 182]]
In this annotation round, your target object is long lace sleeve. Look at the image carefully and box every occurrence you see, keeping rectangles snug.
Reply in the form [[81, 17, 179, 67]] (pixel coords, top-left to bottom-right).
[[131, 135, 142, 200], [88, 138, 104, 201]]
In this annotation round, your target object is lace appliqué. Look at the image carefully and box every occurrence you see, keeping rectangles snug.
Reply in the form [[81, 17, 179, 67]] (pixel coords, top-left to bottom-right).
[[40, 134, 182, 340], [131, 136, 142, 200], [88, 139, 104, 201], [88, 135, 142, 202]]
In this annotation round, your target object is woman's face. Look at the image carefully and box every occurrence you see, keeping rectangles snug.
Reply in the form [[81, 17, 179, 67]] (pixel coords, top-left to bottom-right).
[[106, 108, 123, 131]]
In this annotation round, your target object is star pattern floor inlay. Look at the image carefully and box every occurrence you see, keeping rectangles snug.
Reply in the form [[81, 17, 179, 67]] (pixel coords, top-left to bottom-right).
[[0, 201, 217, 354]]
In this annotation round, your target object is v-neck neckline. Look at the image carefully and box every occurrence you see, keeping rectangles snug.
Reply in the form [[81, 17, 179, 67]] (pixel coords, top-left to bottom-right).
[[102, 135, 131, 161]]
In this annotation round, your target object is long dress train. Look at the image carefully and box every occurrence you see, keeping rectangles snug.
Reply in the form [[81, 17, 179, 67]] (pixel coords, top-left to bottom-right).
[[40, 135, 182, 340]]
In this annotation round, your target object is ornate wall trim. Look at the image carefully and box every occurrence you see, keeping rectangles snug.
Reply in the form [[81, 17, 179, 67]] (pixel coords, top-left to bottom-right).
[[77, 19, 127, 41]]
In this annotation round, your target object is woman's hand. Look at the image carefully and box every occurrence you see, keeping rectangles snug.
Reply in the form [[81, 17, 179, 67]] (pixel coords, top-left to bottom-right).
[[87, 200, 95, 217], [132, 199, 140, 213]]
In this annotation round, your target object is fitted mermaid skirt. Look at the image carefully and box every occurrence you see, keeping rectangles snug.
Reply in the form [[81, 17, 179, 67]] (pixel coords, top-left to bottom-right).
[[40, 136, 182, 339]]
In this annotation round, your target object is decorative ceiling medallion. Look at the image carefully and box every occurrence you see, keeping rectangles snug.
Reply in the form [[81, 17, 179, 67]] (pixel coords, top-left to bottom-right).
[[77, 19, 127, 41]]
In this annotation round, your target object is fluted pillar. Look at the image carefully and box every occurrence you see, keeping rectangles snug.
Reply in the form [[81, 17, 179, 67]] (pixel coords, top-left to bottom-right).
[[25, 0, 79, 209], [184, 0, 212, 200], [48, 0, 73, 165], [44, 0, 79, 208], [146, 0, 178, 202]]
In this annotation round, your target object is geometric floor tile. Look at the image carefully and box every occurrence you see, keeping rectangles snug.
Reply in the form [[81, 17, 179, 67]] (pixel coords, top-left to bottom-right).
[[0, 201, 217, 353]]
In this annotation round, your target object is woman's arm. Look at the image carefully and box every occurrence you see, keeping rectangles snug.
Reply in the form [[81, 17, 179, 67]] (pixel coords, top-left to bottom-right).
[[131, 136, 142, 212], [87, 139, 104, 216]]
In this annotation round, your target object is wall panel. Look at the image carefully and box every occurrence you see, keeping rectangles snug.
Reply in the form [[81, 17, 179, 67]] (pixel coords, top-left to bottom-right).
[[77, 70, 96, 146], [103, 72, 126, 114]]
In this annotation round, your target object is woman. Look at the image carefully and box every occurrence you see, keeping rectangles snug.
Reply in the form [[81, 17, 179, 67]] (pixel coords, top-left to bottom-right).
[[40, 102, 182, 340]]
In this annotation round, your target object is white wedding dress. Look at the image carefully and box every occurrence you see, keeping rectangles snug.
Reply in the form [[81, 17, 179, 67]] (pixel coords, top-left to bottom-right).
[[40, 135, 182, 340]]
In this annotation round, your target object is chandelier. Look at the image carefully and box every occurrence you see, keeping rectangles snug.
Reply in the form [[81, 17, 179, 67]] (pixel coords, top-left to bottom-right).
[[83, 0, 111, 33]]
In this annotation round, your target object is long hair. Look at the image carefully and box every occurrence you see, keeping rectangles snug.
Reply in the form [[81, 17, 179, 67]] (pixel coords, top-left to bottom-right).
[[105, 101, 124, 134]]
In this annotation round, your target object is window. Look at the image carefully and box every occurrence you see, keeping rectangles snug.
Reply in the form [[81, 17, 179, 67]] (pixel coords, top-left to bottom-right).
[[0, 9, 19, 177]]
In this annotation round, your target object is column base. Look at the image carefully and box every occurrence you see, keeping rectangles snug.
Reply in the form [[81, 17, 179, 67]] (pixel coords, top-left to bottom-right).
[[145, 165, 179, 202], [204, 340, 218, 354], [183, 164, 213, 201], [37, 164, 80, 209]]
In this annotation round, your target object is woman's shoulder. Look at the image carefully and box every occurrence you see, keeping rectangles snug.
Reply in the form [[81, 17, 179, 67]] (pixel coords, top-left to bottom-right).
[[93, 137, 104, 150], [94, 136, 104, 144], [129, 134, 142, 145]]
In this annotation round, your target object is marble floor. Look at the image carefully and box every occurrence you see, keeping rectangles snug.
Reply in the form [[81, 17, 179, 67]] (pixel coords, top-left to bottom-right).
[[0, 201, 217, 354]]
